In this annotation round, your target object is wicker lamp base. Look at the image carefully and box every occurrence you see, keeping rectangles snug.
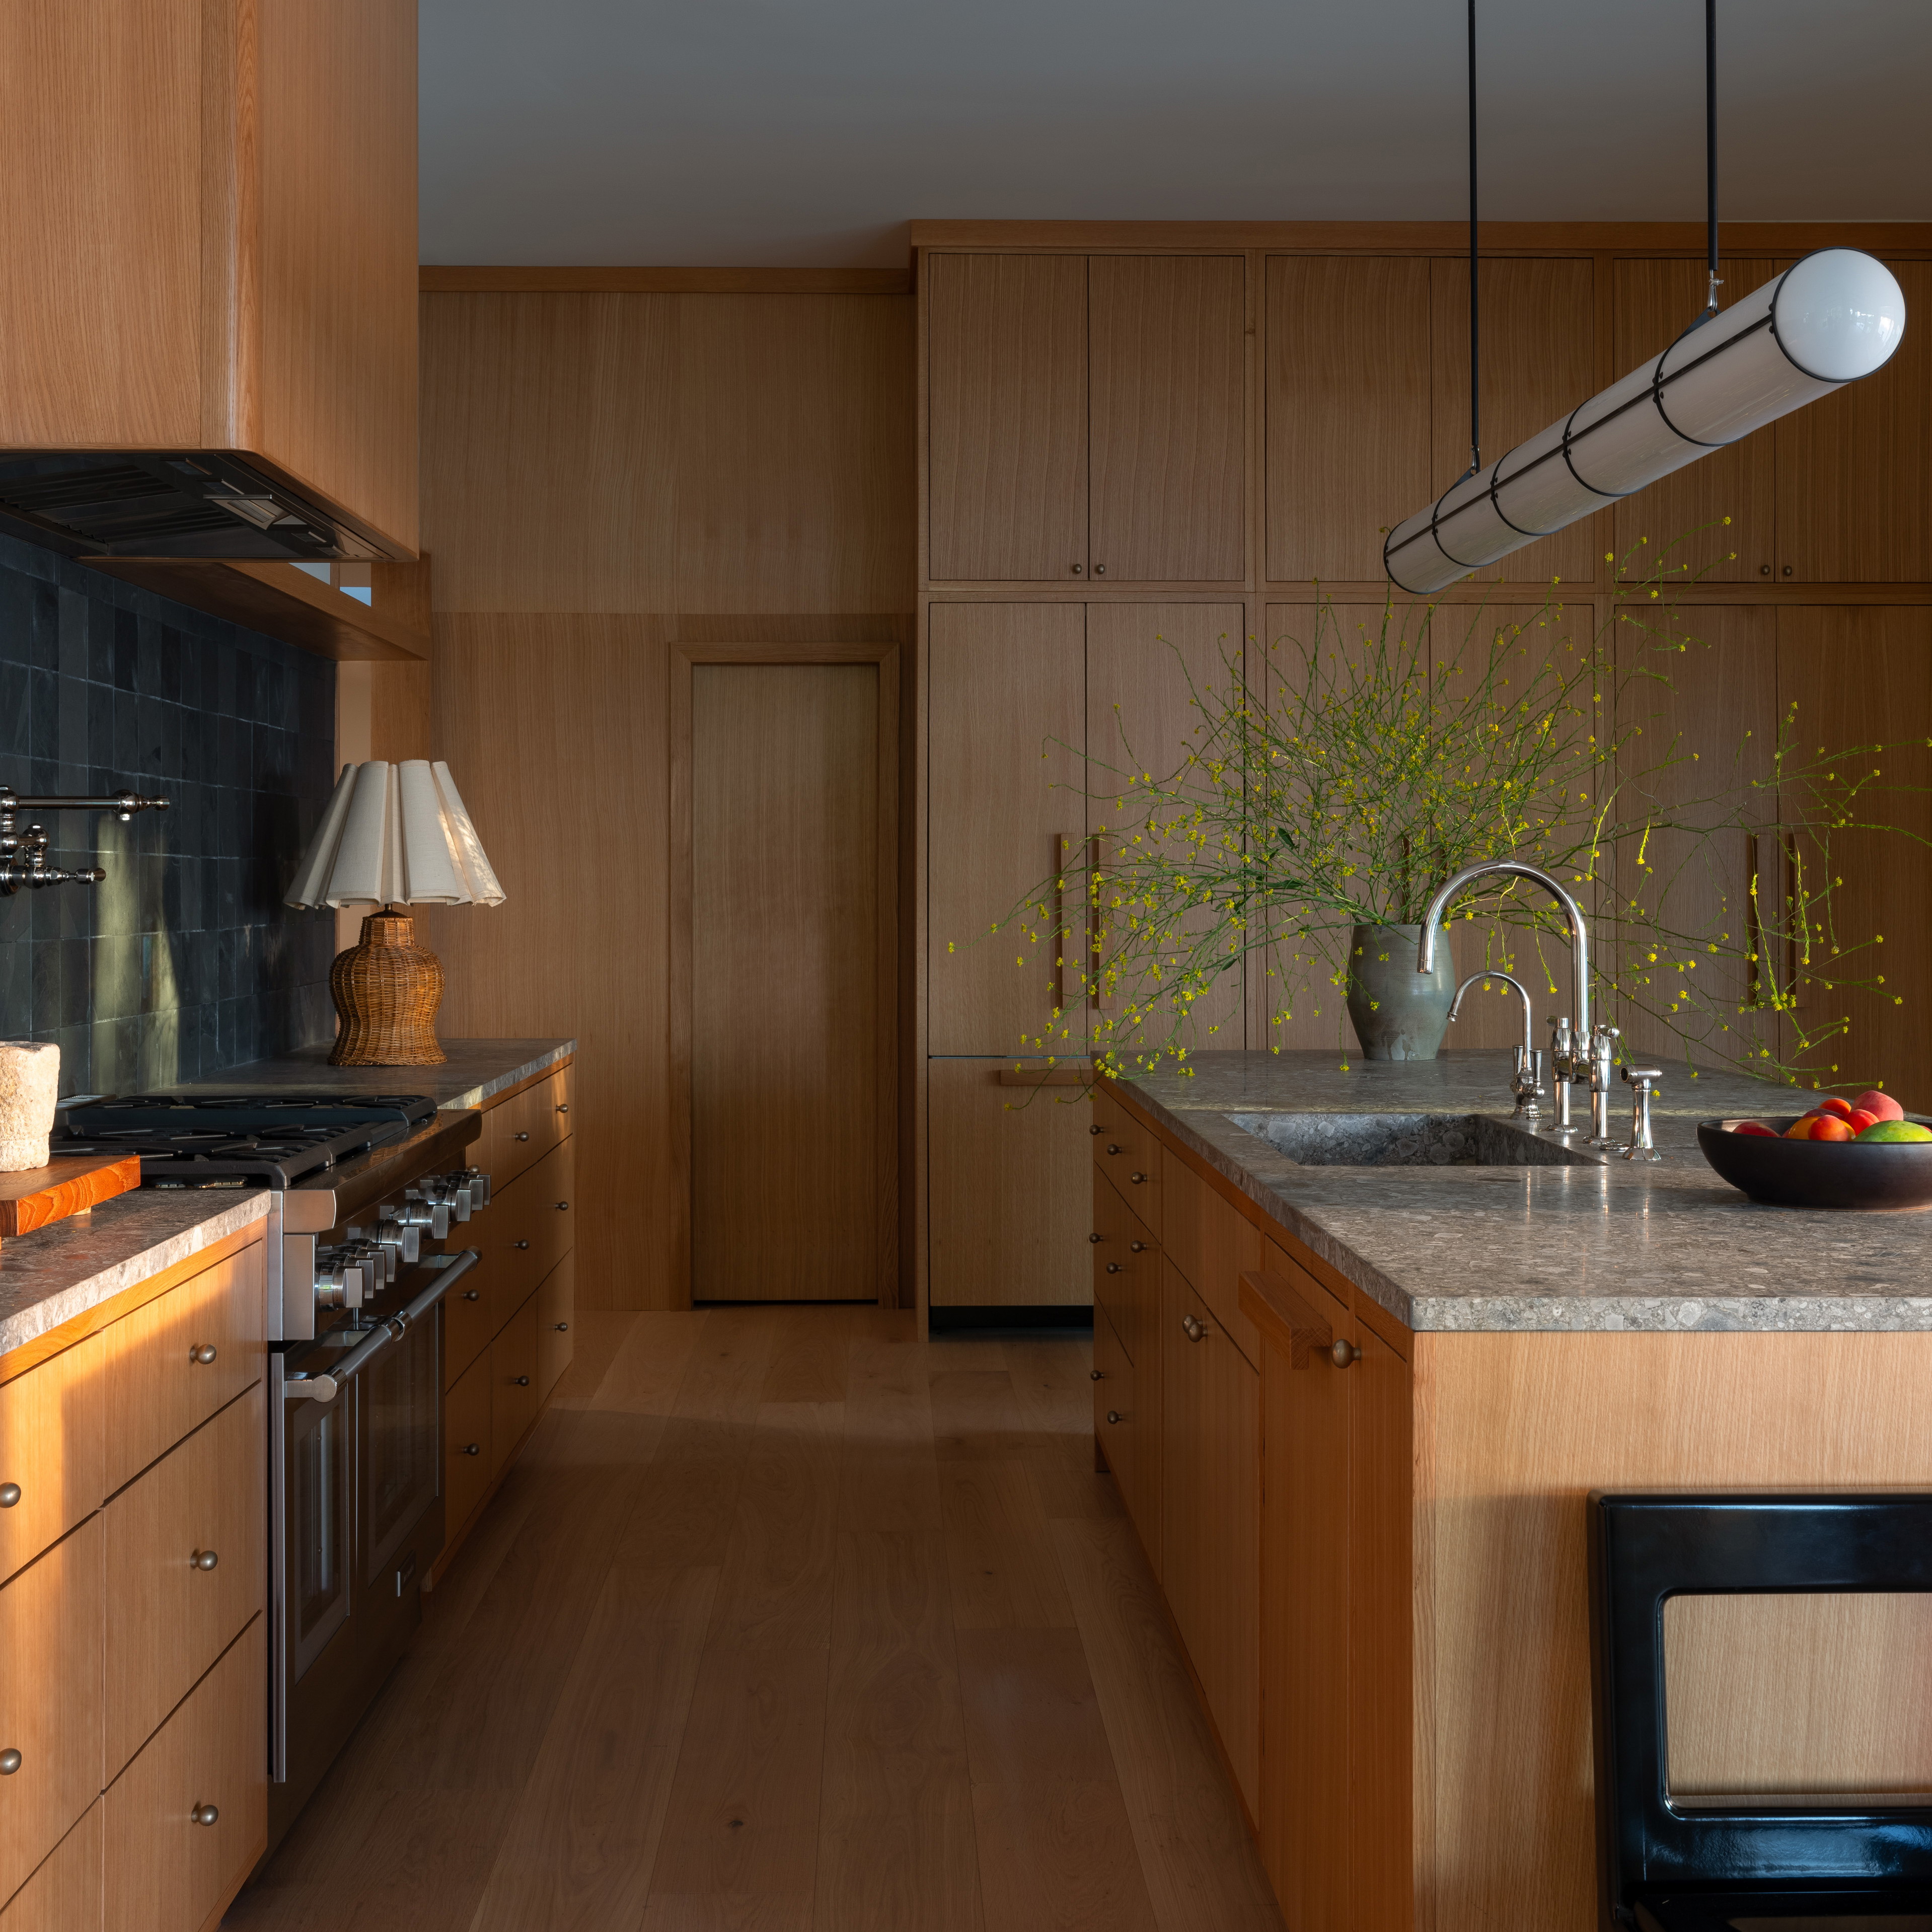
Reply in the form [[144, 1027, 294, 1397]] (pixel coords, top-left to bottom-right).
[[327, 907, 447, 1066]]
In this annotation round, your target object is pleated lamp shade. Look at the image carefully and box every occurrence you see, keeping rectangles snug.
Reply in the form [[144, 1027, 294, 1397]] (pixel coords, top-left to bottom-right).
[[285, 761, 505, 1068]]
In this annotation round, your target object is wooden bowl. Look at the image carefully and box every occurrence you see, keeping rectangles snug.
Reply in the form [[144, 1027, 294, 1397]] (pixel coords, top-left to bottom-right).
[[1696, 1117, 1932, 1210]]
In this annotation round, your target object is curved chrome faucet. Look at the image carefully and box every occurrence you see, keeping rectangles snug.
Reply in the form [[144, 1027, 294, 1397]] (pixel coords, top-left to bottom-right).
[[1448, 971, 1544, 1120]]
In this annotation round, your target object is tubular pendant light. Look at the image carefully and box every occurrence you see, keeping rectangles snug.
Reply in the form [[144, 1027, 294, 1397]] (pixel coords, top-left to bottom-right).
[[1383, 4, 1908, 596]]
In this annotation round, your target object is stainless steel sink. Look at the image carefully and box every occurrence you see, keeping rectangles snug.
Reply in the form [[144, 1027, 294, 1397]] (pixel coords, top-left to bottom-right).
[[1223, 1111, 1600, 1168]]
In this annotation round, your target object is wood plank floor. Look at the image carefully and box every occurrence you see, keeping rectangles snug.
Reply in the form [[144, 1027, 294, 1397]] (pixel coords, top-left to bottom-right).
[[225, 1307, 1284, 1932]]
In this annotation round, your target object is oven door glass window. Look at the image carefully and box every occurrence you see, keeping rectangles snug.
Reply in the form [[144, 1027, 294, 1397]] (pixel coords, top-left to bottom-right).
[[288, 1380, 353, 1681], [362, 1302, 441, 1588]]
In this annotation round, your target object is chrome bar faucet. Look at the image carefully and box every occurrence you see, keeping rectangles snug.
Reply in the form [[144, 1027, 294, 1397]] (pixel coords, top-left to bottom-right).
[[1587, 1024, 1621, 1148], [1448, 971, 1543, 1121], [1418, 861, 1593, 1133]]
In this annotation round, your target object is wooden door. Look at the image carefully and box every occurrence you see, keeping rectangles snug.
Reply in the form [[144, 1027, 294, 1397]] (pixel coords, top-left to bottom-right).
[[927, 602, 1086, 1054], [1431, 256, 1600, 587], [927, 254, 1088, 580], [927, 1061, 1089, 1307], [1085, 601, 1248, 1048], [690, 659, 888, 1300], [1612, 258, 1777, 581], [1088, 256, 1246, 582], [1776, 258, 1932, 582], [1266, 256, 1433, 582]]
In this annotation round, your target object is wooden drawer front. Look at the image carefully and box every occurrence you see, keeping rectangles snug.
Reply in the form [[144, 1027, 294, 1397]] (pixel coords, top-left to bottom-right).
[[444, 1351, 493, 1534], [1164, 1165, 1261, 1369], [1262, 1233, 1349, 1327], [485, 1067, 571, 1193], [0, 1335, 104, 1586], [477, 1140, 574, 1322], [103, 1387, 265, 1782], [442, 1242, 500, 1391], [537, 1253, 574, 1403], [0, 1802, 100, 1932], [1093, 1301, 1137, 1499], [0, 1517, 102, 1906], [489, 1295, 541, 1477], [1089, 1096, 1161, 1234], [103, 1616, 264, 1932], [103, 1243, 265, 1495], [1090, 1166, 1159, 1370]]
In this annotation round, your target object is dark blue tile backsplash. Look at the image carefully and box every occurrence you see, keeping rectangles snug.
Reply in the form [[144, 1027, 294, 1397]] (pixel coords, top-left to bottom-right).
[[0, 530, 337, 1095]]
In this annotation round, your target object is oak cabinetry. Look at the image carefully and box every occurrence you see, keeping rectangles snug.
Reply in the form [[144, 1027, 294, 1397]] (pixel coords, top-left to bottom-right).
[[1090, 1167, 1159, 1375], [443, 1352, 494, 1534], [0, 1806, 99, 1932], [0, 1337, 105, 1585], [927, 254, 1246, 583], [489, 1296, 541, 1479], [537, 1254, 575, 1402]]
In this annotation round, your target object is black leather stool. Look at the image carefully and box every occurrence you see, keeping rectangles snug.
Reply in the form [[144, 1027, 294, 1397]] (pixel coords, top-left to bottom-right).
[[1589, 1493, 1932, 1931]]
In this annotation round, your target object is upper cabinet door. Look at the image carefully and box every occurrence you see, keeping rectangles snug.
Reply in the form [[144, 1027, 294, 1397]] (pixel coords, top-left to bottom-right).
[[1267, 257, 1432, 583], [1088, 256, 1247, 583], [1612, 259, 1776, 582], [927, 255, 1089, 581], [1430, 256, 1599, 587], [1775, 258, 1932, 583]]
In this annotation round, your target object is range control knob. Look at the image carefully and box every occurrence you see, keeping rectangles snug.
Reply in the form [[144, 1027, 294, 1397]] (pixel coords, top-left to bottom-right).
[[398, 1188, 452, 1242], [313, 1242, 377, 1310], [367, 1210, 422, 1269]]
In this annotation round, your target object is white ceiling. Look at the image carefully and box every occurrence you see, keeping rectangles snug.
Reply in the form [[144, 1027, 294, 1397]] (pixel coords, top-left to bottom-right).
[[419, 0, 1932, 267]]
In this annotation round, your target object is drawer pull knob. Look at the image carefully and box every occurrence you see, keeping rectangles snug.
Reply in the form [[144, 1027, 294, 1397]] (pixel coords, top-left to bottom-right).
[[511, 1240, 530, 1250], [462, 1289, 481, 1302], [553, 1322, 569, 1332], [1104, 1262, 1123, 1275], [1089, 1124, 1102, 1136], [1090, 1369, 1104, 1381], [0, 1749, 19, 1775], [1330, 1339, 1361, 1369], [191, 1548, 219, 1572], [557, 1103, 569, 1114], [514, 1132, 531, 1143], [1088, 1233, 1101, 1244], [0, 1483, 18, 1509], [462, 1442, 482, 1456], [1129, 1241, 1148, 1253], [1105, 1143, 1123, 1155], [512, 1375, 530, 1387], [191, 1803, 219, 1827], [190, 1343, 218, 1365], [1128, 1171, 1147, 1185], [556, 1201, 569, 1211], [1181, 1313, 1206, 1343], [1105, 1409, 1124, 1425]]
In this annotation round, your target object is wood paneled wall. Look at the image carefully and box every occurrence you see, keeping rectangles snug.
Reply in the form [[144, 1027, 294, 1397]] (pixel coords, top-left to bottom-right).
[[417, 288, 915, 1309]]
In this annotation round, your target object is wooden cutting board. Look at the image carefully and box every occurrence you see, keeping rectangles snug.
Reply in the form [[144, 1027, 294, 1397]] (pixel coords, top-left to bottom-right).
[[0, 1153, 142, 1240]]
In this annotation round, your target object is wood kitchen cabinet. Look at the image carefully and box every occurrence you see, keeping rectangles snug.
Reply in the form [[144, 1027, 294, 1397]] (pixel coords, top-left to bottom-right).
[[0, 0, 419, 558], [927, 253, 1246, 583]]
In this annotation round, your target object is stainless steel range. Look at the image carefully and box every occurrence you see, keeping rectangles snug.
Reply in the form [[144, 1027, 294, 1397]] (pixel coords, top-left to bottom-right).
[[55, 1091, 497, 1853]]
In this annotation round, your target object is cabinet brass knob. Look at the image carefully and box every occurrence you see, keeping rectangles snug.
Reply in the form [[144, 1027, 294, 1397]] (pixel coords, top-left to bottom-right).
[[1759, 562, 1771, 575], [556, 1201, 569, 1211], [0, 1483, 19, 1509], [1330, 1339, 1361, 1369], [0, 1749, 19, 1775], [514, 1131, 530, 1142], [1129, 1241, 1148, 1253], [190, 1343, 217, 1365], [1090, 1369, 1104, 1381], [512, 1375, 530, 1387], [512, 1240, 530, 1250], [1781, 563, 1793, 577], [1180, 1313, 1206, 1342], [1104, 1262, 1123, 1275], [1089, 1124, 1102, 1136], [557, 1103, 569, 1114], [462, 1289, 481, 1302], [1088, 1232, 1101, 1244], [1093, 564, 1107, 577], [1128, 1171, 1147, 1184], [554, 1321, 569, 1332], [191, 1548, 219, 1572], [462, 1442, 481, 1456], [191, 1803, 218, 1827], [1105, 1408, 1124, 1424]]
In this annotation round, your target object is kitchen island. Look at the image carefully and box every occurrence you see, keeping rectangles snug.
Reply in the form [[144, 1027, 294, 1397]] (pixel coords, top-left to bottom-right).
[[1089, 1050, 1932, 1932]]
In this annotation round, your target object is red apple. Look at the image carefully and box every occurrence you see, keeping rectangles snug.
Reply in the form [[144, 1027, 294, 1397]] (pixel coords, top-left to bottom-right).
[[1854, 1089, 1906, 1123], [1816, 1095, 1854, 1120]]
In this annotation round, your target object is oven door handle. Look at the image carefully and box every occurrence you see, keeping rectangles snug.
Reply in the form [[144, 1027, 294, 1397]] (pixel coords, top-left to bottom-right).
[[281, 1249, 481, 1404]]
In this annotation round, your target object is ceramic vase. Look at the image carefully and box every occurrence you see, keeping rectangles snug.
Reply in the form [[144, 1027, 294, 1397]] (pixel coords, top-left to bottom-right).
[[1345, 921, 1455, 1060]]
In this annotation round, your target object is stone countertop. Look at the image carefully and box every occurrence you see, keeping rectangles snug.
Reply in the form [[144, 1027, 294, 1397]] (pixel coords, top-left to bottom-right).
[[169, 1039, 576, 1113], [0, 1188, 270, 1360], [1124, 1051, 1932, 1334]]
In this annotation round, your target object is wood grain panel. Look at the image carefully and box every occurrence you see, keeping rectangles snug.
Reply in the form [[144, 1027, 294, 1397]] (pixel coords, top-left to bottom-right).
[[538, 1253, 575, 1403], [101, 1243, 264, 1497], [1085, 601, 1249, 1046], [1088, 256, 1246, 582], [1611, 259, 1777, 580], [424, 265, 912, 295], [443, 1348, 493, 1532], [1776, 259, 1932, 582], [1090, 1166, 1159, 1376], [1776, 606, 1932, 1108], [691, 663, 882, 1302], [103, 1385, 265, 1782], [255, 0, 418, 551], [489, 1295, 542, 1478], [0, 0, 202, 446], [0, 1156, 139, 1237], [1414, 1329, 1932, 1932], [1266, 257, 1433, 582], [0, 1517, 103, 1908], [1160, 1159, 1261, 1366], [0, 1803, 100, 1932], [927, 1062, 1089, 1307], [0, 1334, 104, 1587], [927, 255, 1088, 581], [1431, 256, 1600, 586], [927, 602, 1087, 1053], [102, 1615, 265, 1932]]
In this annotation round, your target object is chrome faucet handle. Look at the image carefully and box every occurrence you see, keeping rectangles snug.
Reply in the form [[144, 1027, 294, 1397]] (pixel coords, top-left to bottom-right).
[[1587, 1024, 1622, 1147], [1510, 1047, 1546, 1121], [1544, 1016, 1577, 1134], [1620, 1065, 1664, 1162]]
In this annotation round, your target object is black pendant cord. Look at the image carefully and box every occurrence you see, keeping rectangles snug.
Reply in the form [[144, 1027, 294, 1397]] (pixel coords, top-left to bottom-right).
[[1464, 0, 1480, 478], [1696, 0, 1723, 324]]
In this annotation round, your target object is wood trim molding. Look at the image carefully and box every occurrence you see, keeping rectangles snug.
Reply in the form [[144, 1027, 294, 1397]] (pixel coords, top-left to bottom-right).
[[912, 219, 1932, 256], [420, 265, 913, 295]]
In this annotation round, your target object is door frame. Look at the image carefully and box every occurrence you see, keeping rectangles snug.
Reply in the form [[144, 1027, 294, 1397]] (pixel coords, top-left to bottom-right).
[[669, 642, 902, 1309]]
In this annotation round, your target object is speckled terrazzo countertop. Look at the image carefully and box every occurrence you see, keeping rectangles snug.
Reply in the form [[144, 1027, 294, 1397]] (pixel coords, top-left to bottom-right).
[[1123, 1051, 1932, 1334], [172, 1038, 576, 1112], [0, 1188, 269, 1359]]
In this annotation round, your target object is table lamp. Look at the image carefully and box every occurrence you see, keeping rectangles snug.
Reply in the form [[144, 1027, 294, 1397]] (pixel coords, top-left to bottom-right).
[[285, 760, 504, 1066]]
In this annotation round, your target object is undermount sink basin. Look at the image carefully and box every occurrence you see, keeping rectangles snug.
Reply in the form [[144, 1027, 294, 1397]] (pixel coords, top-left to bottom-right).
[[1223, 1111, 1599, 1168]]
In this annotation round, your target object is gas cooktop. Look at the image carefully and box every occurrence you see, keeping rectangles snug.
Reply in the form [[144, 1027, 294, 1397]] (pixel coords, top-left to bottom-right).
[[51, 1093, 440, 1188]]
